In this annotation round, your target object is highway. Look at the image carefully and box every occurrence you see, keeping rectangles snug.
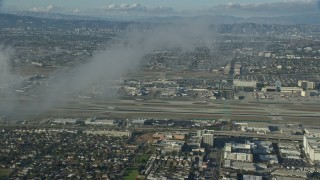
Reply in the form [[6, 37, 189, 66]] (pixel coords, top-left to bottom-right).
[[214, 131, 302, 142], [132, 127, 303, 142]]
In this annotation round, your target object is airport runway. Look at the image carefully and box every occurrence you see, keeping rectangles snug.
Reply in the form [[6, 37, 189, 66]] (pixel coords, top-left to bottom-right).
[[36, 99, 320, 125], [2, 97, 320, 125]]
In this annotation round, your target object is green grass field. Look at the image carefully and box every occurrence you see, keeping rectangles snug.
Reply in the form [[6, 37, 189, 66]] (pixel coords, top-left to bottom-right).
[[123, 154, 150, 180], [123, 167, 139, 180], [136, 154, 150, 164], [0, 168, 12, 178]]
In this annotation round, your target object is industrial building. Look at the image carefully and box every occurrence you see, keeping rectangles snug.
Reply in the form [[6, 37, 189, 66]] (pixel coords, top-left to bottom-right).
[[224, 152, 253, 162], [161, 140, 184, 153], [52, 118, 80, 125], [233, 80, 257, 88], [303, 129, 320, 162], [85, 130, 131, 137], [235, 122, 270, 133], [298, 80, 316, 90], [259, 155, 278, 164], [262, 86, 277, 92], [85, 118, 117, 126], [301, 90, 319, 97], [224, 142, 253, 162], [261, 86, 304, 95], [280, 87, 304, 94], [278, 142, 301, 160], [130, 119, 146, 126], [224, 160, 256, 171], [271, 169, 307, 179], [233, 80, 257, 92], [243, 175, 263, 180]]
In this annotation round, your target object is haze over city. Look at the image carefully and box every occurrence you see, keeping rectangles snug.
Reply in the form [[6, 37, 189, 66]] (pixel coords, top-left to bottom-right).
[[1, 0, 320, 179]]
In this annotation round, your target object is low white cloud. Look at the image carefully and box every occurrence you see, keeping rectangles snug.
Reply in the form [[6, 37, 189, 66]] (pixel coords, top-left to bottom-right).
[[73, 8, 81, 14], [97, 0, 319, 17], [100, 3, 174, 14], [212, 0, 319, 16], [103, 3, 144, 11], [30, 5, 61, 13]]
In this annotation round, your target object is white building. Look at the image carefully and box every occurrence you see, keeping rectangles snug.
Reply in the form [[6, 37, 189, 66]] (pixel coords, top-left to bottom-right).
[[235, 122, 270, 133], [198, 130, 215, 147], [85, 119, 116, 126], [224, 142, 253, 162], [224, 64, 231, 75], [203, 133, 214, 147], [281, 87, 304, 94], [233, 80, 257, 88], [52, 118, 79, 125], [265, 52, 271, 58], [31, 61, 43, 67], [243, 175, 263, 180], [304, 81, 316, 90], [197, 130, 204, 137], [224, 152, 253, 162], [131, 119, 146, 126], [162, 140, 185, 153], [298, 80, 315, 90], [304, 129, 320, 162], [304, 47, 312, 52]]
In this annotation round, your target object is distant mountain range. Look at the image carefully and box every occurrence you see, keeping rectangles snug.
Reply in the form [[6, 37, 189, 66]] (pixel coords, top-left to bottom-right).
[[136, 13, 320, 25], [2, 11, 320, 25], [8, 11, 100, 21], [0, 12, 319, 36], [0, 13, 131, 29]]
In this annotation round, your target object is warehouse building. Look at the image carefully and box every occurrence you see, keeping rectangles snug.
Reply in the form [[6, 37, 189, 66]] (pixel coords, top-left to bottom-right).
[[303, 129, 320, 162]]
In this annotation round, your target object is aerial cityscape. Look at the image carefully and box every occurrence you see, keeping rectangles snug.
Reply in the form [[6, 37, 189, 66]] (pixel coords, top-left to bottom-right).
[[1, 0, 320, 179]]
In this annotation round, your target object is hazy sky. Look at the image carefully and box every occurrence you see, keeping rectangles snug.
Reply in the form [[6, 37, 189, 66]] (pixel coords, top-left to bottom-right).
[[5, 0, 282, 10], [3, 0, 320, 18]]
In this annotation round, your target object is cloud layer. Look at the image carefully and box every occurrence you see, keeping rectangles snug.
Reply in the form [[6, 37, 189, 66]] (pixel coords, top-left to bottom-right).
[[99, 3, 174, 14], [211, 0, 320, 16], [27, 3, 174, 16], [23, 0, 320, 18], [30, 5, 61, 13]]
